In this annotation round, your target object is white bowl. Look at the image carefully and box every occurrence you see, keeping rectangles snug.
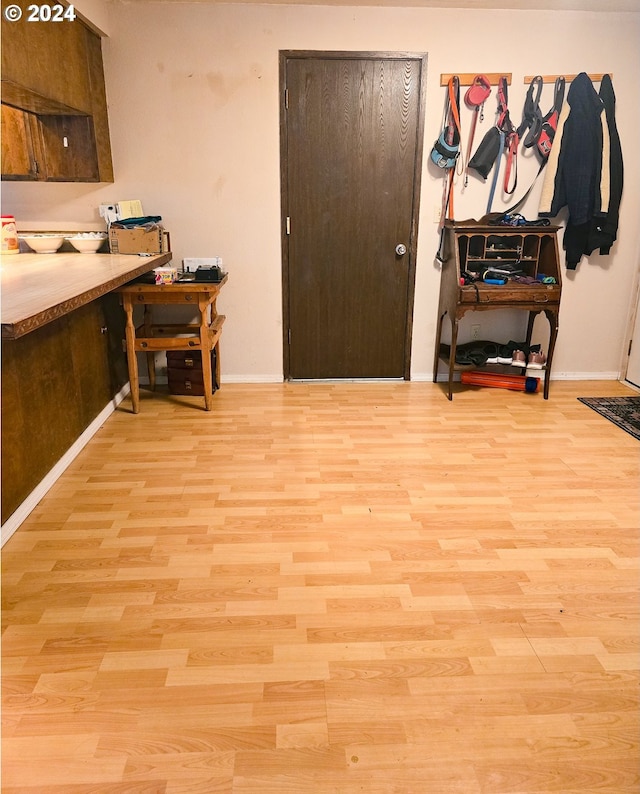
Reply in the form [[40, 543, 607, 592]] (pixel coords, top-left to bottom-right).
[[20, 235, 65, 254], [68, 234, 107, 253]]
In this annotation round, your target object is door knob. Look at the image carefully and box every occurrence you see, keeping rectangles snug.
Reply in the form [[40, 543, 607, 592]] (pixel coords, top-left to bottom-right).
[[395, 244, 407, 256]]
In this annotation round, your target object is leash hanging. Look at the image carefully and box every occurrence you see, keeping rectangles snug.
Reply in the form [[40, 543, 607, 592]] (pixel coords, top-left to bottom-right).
[[517, 76, 544, 148], [485, 130, 505, 215], [496, 77, 519, 196], [537, 76, 565, 158], [491, 77, 566, 222], [433, 77, 462, 263], [463, 75, 491, 188]]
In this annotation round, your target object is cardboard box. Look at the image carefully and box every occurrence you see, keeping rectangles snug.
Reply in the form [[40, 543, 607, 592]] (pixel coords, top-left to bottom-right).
[[109, 227, 170, 255]]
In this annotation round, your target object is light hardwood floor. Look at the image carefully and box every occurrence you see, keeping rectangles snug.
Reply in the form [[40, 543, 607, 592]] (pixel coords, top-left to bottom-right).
[[2, 380, 639, 793]]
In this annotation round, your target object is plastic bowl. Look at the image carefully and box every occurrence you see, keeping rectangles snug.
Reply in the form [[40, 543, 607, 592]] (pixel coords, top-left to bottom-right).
[[68, 234, 107, 253], [20, 235, 65, 254]]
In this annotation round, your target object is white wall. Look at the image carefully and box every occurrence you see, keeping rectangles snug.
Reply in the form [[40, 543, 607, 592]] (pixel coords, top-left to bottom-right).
[[4, 3, 640, 382]]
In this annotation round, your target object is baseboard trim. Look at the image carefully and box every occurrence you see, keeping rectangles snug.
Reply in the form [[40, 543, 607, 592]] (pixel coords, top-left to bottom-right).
[[141, 375, 284, 385], [551, 371, 620, 381], [219, 375, 285, 384], [1, 384, 130, 548], [420, 371, 621, 383]]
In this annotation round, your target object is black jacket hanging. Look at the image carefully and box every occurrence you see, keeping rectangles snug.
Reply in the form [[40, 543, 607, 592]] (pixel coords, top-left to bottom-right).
[[585, 74, 623, 256], [539, 72, 610, 268]]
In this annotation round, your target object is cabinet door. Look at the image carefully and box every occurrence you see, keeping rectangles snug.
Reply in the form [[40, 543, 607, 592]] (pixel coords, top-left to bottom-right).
[[1, 106, 100, 181], [1, 297, 130, 524], [1, 104, 40, 179], [1, 315, 80, 524], [1, 15, 92, 114], [39, 114, 99, 181], [69, 299, 112, 427]]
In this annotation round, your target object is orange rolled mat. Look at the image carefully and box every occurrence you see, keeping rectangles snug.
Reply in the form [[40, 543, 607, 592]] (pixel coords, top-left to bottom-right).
[[461, 370, 540, 393]]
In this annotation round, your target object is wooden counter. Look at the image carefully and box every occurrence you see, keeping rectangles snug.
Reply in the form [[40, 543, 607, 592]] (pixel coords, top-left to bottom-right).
[[1, 249, 173, 535], [1, 251, 173, 339]]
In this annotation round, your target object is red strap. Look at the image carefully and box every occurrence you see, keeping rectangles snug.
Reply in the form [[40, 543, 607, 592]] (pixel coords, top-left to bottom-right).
[[463, 110, 479, 187], [446, 77, 462, 146], [503, 131, 519, 195], [496, 77, 518, 195]]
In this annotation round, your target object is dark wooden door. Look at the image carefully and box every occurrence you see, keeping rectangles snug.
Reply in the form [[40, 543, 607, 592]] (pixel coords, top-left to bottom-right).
[[281, 52, 427, 379]]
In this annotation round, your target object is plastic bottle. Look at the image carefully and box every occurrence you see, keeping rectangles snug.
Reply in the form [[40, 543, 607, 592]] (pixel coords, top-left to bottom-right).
[[1, 215, 19, 254]]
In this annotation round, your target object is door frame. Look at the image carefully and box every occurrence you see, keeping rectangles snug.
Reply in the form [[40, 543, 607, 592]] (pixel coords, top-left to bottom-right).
[[622, 257, 640, 389], [279, 50, 428, 380]]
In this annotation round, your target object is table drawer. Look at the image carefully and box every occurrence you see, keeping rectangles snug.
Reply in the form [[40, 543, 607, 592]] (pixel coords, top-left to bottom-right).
[[167, 349, 217, 395], [166, 350, 206, 370], [459, 284, 561, 304]]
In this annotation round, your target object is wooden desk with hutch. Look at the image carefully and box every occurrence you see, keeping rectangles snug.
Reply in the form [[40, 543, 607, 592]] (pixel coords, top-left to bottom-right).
[[117, 276, 227, 413], [433, 220, 562, 400]]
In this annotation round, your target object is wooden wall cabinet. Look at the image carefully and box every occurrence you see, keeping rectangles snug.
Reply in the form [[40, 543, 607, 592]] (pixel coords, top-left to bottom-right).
[[1, 104, 101, 181], [1, 294, 127, 524], [1, 14, 113, 182], [433, 220, 562, 400]]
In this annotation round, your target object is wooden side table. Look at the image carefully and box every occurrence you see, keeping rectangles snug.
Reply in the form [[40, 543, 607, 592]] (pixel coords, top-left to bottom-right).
[[117, 275, 227, 413]]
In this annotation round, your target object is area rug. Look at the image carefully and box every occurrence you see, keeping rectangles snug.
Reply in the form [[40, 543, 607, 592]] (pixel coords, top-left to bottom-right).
[[578, 396, 640, 441]]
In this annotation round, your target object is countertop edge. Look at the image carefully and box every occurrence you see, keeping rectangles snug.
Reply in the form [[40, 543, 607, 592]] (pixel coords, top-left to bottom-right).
[[1, 252, 173, 340]]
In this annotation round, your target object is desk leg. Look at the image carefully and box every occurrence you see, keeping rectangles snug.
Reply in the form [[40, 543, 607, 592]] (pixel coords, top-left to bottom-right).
[[447, 317, 460, 401], [214, 342, 221, 392], [543, 308, 559, 400], [433, 309, 446, 384], [143, 306, 156, 391], [199, 300, 214, 411], [122, 298, 140, 414]]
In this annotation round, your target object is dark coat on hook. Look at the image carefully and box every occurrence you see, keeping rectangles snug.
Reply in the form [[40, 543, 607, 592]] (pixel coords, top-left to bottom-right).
[[585, 74, 623, 256], [538, 72, 611, 269]]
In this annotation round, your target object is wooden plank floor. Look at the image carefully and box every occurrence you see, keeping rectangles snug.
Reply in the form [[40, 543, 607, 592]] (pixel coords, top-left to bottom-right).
[[2, 380, 639, 793]]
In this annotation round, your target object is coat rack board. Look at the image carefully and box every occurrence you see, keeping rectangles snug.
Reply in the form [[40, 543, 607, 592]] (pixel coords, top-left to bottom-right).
[[439, 74, 511, 86], [439, 73, 611, 86], [523, 73, 612, 83]]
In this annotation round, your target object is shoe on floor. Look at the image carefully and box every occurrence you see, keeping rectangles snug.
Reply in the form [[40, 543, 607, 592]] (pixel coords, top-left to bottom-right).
[[483, 342, 500, 364], [497, 340, 520, 365], [528, 350, 547, 369], [511, 349, 527, 368]]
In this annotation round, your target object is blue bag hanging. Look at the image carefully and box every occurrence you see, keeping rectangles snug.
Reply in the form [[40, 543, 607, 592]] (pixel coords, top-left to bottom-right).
[[430, 77, 461, 169]]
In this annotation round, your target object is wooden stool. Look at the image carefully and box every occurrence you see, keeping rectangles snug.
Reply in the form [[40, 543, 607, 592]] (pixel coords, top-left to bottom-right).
[[117, 275, 227, 413]]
